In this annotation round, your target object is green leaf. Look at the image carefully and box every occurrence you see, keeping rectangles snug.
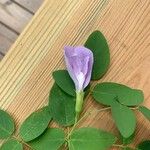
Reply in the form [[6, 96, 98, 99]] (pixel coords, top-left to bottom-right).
[[53, 70, 90, 97], [49, 83, 75, 126], [92, 82, 144, 106], [0, 139, 23, 150], [53, 70, 75, 97], [29, 128, 65, 150], [118, 88, 143, 106], [68, 128, 116, 150], [19, 106, 52, 142], [111, 101, 136, 138], [0, 109, 15, 139], [139, 106, 150, 121], [120, 132, 135, 145], [84, 30, 110, 80], [137, 140, 150, 150]]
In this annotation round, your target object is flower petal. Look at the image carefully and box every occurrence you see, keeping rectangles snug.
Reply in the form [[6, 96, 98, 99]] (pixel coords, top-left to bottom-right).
[[64, 46, 93, 91]]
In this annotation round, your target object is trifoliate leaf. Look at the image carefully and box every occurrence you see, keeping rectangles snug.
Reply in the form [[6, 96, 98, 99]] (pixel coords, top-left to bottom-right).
[[85, 30, 110, 80], [111, 101, 136, 138], [92, 82, 144, 106], [49, 83, 75, 126], [0, 109, 15, 139], [19, 106, 52, 142], [29, 128, 65, 150], [68, 128, 116, 150], [0, 139, 23, 150]]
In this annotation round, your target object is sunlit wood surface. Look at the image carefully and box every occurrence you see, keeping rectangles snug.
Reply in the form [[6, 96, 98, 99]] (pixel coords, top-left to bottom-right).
[[0, 0, 150, 149]]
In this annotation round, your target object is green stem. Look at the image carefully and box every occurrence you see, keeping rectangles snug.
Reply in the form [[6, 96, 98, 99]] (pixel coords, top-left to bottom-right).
[[113, 144, 137, 149], [130, 106, 139, 110], [75, 91, 85, 123], [67, 107, 111, 140], [12, 135, 34, 150], [74, 107, 111, 132], [67, 105, 138, 139]]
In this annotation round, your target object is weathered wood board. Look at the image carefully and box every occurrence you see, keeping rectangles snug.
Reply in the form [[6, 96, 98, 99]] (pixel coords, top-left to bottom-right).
[[14, 0, 43, 13], [0, 0, 150, 149], [0, 23, 18, 54], [0, 0, 32, 33], [0, 0, 43, 59]]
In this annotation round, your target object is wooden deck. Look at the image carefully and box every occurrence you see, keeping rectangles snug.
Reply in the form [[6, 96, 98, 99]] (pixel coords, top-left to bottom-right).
[[0, 0, 150, 149], [0, 0, 43, 60]]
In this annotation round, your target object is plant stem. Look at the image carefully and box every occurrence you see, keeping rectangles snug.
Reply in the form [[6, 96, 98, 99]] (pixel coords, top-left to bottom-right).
[[12, 135, 34, 150], [67, 105, 138, 141], [113, 144, 137, 149], [130, 106, 139, 110], [113, 144, 127, 148], [75, 91, 85, 123], [67, 107, 111, 140]]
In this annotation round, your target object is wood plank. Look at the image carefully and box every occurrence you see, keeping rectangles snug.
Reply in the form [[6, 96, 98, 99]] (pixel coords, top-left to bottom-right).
[[0, 23, 18, 55], [0, 0, 150, 148], [14, 0, 43, 13], [0, 0, 33, 33], [0, 53, 4, 61], [0, 36, 12, 58], [0, 0, 42, 60]]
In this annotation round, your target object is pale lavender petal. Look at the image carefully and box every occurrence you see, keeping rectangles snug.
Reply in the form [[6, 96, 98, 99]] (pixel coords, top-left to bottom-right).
[[64, 46, 93, 91], [80, 56, 89, 75], [83, 52, 93, 88], [64, 46, 79, 88]]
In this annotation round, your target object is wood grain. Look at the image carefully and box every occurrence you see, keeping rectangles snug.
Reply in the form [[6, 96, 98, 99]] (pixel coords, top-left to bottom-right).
[[0, 53, 4, 60], [0, 0, 43, 60], [0, 0, 32, 33], [0, 0, 150, 149], [14, 0, 43, 13], [0, 22, 18, 56]]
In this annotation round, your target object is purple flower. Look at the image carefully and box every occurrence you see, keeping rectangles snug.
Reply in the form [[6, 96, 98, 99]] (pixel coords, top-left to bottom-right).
[[64, 46, 93, 92]]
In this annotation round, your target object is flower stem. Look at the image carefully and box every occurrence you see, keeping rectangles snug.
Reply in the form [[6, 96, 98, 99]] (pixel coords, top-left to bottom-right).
[[75, 91, 85, 123]]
